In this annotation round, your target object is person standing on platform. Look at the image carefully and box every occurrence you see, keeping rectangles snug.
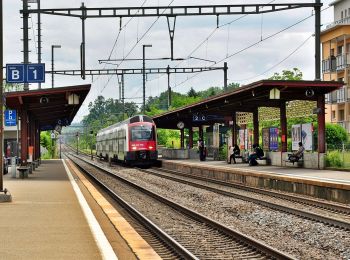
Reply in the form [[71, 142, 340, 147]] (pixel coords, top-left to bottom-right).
[[198, 139, 205, 161], [228, 144, 240, 164]]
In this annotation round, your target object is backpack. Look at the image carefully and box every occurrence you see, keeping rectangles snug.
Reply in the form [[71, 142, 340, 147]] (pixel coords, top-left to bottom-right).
[[257, 147, 264, 157]]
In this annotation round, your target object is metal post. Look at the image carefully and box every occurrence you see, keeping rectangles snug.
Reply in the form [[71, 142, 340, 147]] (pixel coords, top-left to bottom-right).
[[280, 102, 287, 152], [166, 16, 176, 60], [59, 136, 62, 159], [51, 45, 61, 88], [76, 133, 79, 155], [90, 130, 93, 160], [317, 95, 326, 153], [37, 0, 42, 89], [80, 2, 86, 80], [315, 0, 321, 80], [224, 62, 228, 91], [23, 0, 29, 91], [0, 0, 3, 191], [253, 109, 259, 145], [121, 73, 125, 119], [142, 44, 152, 114], [167, 65, 171, 109]]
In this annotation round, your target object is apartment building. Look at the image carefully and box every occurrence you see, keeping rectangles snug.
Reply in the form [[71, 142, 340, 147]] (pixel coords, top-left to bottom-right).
[[322, 0, 350, 132]]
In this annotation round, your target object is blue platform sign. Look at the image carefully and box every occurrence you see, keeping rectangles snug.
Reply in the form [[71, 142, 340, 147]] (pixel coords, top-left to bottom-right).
[[6, 64, 25, 83], [27, 64, 45, 83], [6, 63, 45, 83], [5, 110, 17, 126]]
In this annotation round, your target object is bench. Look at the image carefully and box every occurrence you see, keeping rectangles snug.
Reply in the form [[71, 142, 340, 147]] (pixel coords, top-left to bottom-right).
[[284, 154, 304, 166], [227, 155, 247, 164], [256, 157, 269, 165], [17, 166, 30, 179]]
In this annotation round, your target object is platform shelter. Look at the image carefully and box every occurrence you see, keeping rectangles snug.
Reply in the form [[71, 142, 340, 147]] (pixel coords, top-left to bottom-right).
[[153, 80, 343, 168], [5, 84, 91, 164]]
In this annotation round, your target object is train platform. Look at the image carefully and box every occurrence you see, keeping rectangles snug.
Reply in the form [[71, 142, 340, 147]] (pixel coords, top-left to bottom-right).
[[0, 160, 117, 260], [160, 158, 350, 204]]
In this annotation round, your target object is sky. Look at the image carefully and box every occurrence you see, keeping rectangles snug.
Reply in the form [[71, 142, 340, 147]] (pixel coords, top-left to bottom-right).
[[2, 0, 335, 122]]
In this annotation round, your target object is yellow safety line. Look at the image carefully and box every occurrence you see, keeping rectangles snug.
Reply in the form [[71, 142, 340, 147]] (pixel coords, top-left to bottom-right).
[[66, 159, 161, 260]]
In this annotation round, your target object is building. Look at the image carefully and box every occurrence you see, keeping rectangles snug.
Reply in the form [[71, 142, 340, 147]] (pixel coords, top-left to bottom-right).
[[322, 0, 350, 132]]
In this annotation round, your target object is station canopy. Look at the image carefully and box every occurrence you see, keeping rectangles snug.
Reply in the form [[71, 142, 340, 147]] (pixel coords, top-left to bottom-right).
[[5, 84, 91, 131], [153, 80, 343, 129]]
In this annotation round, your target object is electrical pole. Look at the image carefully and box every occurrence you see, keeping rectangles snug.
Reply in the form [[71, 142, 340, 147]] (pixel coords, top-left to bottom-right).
[[22, 0, 29, 91], [315, 0, 321, 80], [142, 44, 152, 114], [37, 0, 42, 89]]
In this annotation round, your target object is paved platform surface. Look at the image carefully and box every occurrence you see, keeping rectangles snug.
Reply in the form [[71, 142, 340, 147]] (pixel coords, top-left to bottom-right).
[[166, 158, 350, 184], [0, 160, 104, 260]]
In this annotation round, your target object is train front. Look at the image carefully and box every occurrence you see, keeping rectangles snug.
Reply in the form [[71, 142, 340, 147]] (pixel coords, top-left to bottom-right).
[[127, 122, 158, 165]]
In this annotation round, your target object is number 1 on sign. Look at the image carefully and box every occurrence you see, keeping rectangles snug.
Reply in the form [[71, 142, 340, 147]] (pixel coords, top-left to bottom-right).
[[32, 69, 37, 79]]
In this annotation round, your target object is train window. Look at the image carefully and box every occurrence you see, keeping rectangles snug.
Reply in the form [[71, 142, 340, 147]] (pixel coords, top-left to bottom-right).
[[142, 115, 153, 123], [130, 125, 154, 141], [130, 116, 140, 123]]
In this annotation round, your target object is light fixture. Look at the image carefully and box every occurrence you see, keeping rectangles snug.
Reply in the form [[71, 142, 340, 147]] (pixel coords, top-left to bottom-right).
[[269, 88, 280, 99], [224, 99, 229, 104]]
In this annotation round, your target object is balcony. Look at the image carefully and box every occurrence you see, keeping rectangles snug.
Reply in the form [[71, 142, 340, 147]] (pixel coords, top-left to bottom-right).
[[326, 17, 350, 30], [336, 53, 350, 71], [322, 57, 337, 73]]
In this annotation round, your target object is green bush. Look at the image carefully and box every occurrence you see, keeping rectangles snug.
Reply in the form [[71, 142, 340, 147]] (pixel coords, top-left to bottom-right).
[[219, 145, 228, 160], [326, 151, 343, 168]]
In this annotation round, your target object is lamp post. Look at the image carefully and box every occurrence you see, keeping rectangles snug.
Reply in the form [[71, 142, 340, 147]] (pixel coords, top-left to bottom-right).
[[142, 44, 152, 114], [51, 44, 61, 88]]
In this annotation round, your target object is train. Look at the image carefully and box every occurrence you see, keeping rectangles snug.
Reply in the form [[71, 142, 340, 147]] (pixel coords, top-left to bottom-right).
[[96, 115, 158, 165]]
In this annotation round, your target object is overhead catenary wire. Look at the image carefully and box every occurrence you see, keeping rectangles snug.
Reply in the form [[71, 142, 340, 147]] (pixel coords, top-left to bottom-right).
[[100, 0, 175, 94], [172, 5, 330, 90]]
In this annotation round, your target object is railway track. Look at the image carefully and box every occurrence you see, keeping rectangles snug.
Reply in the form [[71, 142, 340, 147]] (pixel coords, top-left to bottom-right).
[[138, 167, 350, 230], [66, 153, 295, 259]]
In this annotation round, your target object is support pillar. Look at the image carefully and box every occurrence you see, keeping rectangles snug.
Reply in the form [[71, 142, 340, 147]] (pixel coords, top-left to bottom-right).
[[253, 109, 259, 145], [180, 129, 184, 149], [280, 102, 287, 152], [231, 112, 237, 146], [317, 95, 326, 153], [188, 127, 193, 148], [199, 125, 203, 141], [20, 110, 28, 165]]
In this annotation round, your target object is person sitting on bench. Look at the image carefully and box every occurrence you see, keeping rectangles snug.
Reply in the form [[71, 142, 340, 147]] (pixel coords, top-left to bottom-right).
[[248, 144, 264, 166], [288, 142, 305, 164]]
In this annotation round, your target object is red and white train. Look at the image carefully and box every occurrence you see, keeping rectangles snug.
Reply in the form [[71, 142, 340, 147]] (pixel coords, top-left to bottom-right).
[[96, 115, 158, 165]]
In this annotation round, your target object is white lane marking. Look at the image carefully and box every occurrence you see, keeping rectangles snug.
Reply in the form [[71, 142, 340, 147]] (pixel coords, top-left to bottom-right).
[[62, 159, 118, 260]]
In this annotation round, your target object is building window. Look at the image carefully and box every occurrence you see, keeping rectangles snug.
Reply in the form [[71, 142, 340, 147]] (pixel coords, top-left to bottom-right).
[[339, 109, 345, 121], [332, 110, 336, 120], [346, 10, 348, 17], [338, 45, 344, 55], [341, 11, 344, 19]]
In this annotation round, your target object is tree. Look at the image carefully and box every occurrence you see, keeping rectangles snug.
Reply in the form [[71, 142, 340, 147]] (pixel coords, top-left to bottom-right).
[[269, 68, 303, 80], [187, 87, 198, 97]]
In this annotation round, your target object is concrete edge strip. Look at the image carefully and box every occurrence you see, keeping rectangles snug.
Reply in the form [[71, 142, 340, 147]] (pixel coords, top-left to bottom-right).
[[62, 159, 118, 260], [66, 159, 161, 260], [164, 160, 350, 187]]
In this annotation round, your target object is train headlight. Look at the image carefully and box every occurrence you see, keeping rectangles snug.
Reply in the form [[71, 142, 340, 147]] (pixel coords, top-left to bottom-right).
[[148, 146, 153, 149], [132, 146, 137, 150]]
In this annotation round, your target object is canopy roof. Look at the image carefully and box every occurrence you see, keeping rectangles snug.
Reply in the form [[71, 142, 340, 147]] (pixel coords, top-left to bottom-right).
[[5, 84, 91, 131], [153, 80, 343, 129]]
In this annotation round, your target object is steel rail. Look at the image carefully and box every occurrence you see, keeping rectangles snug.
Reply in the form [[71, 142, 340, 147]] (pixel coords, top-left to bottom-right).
[[140, 168, 350, 230], [66, 153, 197, 260], [156, 168, 350, 215], [69, 153, 296, 260]]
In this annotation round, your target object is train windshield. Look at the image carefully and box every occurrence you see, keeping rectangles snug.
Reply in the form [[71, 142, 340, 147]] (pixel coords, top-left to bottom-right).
[[130, 125, 154, 141]]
